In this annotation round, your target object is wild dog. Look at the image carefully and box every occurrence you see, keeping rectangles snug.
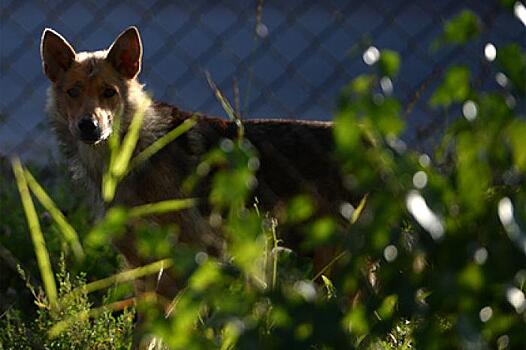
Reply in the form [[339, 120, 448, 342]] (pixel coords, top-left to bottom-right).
[[40, 27, 360, 297]]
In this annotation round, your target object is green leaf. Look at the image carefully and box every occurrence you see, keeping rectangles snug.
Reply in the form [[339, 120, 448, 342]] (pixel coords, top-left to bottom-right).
[[350, 74, 375, 95], [321, 275, 337, 299], [498, 0, 516, 9], [455, 132, 490, 214], [295, 323, 313, 340], [374, 97, 404, 137], [379, 50, 401, 78], [333, 107, 361, 157], [287, 195, 315, 223], [377, 294, 398, 320], [344, 306, 369, 337], [507, 120, 526, 172], [226, 211, 266, 277], [85, 207, 128, 248], [189, 261, 221, 292], [458, 263, 484, 291], [430, 66, 470, 107], [304, 217, 337, 249], [497, 44, 526, 94], [210, 168, 253, 209], [442, 10, 481, 45], [270, 307, 292, 327]]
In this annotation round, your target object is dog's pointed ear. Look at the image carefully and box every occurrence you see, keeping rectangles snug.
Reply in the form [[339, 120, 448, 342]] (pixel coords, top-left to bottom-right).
[[41, 28, 76, 82], [107, 27, 142, 79]]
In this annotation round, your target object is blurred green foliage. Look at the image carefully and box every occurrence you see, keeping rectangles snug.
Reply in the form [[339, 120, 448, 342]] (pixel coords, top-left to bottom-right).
[[2, 6, 526, 350], [441, 10, 481, 45]]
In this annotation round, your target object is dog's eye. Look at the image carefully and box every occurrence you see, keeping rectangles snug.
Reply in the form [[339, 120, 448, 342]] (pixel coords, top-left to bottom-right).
[[103, 88, 117, 98], [67, 87, 80, 98]]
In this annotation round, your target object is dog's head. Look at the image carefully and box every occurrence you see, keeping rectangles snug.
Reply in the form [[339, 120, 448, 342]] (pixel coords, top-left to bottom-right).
[[41, 27, 142, 145]]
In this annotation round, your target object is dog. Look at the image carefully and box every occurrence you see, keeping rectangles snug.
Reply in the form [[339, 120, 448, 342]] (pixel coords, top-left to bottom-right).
[[40, 26, 359, 297]]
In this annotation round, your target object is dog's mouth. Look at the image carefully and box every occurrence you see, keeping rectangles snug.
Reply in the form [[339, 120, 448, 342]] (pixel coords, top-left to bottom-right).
[[79, 129, 111, 145], [79, 135, 100, 145]]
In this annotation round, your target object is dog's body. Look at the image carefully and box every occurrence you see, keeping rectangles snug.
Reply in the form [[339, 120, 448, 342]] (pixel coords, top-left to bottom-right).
[[41, 27, 356, 293]]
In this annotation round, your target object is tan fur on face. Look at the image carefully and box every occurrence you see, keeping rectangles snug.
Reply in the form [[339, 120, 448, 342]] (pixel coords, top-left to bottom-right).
[[53, 52, 124, 142], [42, 27, 146, 150]]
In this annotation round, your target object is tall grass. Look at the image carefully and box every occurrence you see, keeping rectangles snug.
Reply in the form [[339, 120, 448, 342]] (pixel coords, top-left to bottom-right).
[[12, 157, 58, 309]]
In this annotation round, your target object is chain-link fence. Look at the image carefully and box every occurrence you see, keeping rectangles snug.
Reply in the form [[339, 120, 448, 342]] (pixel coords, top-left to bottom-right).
[[0, 0, 523, 161]]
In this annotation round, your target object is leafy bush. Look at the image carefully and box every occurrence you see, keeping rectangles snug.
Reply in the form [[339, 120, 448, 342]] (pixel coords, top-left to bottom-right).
[[0, 257, 134, 350], [1, 6, 525, 349]]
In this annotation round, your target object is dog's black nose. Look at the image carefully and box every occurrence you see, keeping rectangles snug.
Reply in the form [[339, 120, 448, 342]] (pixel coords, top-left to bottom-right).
[[78, 117, 100, 143]]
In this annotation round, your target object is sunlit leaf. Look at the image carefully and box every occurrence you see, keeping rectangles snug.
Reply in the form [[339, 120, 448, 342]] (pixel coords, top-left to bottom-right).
[[350, 74, 375, 95], [334, 107, 361, 155], [304, 217, 336, 249], [189, 261, 221, 292], [507, 120, 526, 171], [458, 263, 484, 291], [84, 207, 128, 248], [374, 97, 404, 137], [377, 294, 398, 320], [456, 132, 490, 214], [441, 10, 481, 45], [497, 44, 526, 94], [287, 195, 315, 223], [430, 66, 471, 107], [344, 306, 369, 337], [321, 275, 337, 299], [221, 320, 241, 350], [270, 306, 292, 327], [228, 213, 266, 279], [379, 50, 401, 78]]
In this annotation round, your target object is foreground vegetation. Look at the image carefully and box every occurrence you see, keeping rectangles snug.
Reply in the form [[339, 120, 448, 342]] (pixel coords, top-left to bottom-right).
[[1, 5, 525, 349]]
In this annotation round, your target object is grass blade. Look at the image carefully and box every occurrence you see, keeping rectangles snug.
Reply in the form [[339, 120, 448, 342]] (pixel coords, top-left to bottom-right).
[[128, 117, 197, 172], [103, 97, 149, 202], [11, 157, 58, 308], [23, 168, 85, 262], [205, 71, 236, 121], [102, 109, 122, 202], [129, 198, 197, 218], [311, 250, 349, 282], [112, 100, 149, 178], [352, 193, 369, 224], [70, 258, 173, 296]]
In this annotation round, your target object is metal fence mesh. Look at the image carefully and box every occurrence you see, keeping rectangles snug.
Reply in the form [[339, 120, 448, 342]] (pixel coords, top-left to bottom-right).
[[0, 0, 523, 161]]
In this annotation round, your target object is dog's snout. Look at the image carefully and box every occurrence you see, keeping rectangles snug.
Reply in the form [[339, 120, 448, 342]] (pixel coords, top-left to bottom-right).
[[78, 117, 97, 133], [77, 117, 101, 143]]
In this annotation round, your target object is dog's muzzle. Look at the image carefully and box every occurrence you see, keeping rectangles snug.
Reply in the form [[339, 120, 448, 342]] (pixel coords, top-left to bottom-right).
[[77, 116, 101, 144]]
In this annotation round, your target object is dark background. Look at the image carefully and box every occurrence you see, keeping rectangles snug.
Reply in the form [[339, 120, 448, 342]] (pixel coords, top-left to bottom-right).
[[0, 0, 523, 161]]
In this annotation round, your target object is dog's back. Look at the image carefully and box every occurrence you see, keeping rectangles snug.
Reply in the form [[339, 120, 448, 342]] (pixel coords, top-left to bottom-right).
[[113, 101, 354, 247]]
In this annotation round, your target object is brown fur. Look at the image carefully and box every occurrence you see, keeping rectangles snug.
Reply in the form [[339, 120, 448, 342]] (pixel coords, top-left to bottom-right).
[[41, 27, 357, 297]]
